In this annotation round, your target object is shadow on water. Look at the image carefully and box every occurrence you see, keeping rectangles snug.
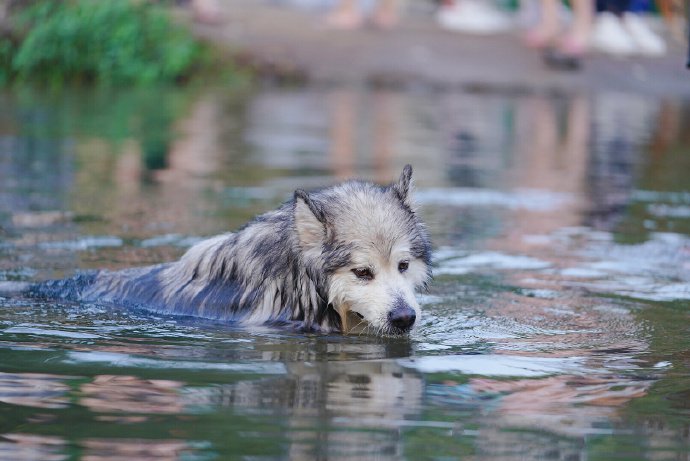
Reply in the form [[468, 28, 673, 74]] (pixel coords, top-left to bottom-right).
[[0, 84, 689, 460]]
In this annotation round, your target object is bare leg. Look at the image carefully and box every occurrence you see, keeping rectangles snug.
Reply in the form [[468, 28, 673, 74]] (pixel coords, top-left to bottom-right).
[[524, 0, 560, 48], [559, 0, 593, 55], [372, 0, 399, 29], [326, 0, 364, 29], [192, 0, 223, 25]]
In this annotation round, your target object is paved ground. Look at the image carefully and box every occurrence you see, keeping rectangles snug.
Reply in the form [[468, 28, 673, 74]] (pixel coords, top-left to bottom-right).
[[193, 0, 690, 96]]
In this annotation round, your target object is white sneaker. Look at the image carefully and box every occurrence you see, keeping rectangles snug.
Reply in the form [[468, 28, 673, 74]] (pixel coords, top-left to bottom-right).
[[437, 1, 513, 34], [591, 12, 637, 56], [623, 13, 667, 56]]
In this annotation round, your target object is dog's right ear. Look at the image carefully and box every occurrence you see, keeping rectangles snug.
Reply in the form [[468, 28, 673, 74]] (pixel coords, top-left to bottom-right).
[[393, 164, 414, 209], [294, 189, 327, 249]]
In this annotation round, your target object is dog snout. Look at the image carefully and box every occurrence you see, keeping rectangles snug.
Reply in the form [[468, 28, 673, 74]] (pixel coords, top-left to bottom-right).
[[388, 305, 416, 331]]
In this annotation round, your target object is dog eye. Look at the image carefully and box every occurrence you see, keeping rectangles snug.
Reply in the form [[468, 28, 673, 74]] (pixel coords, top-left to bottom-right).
[[398, 260, 409, 273], [352, 268, 374, 281]]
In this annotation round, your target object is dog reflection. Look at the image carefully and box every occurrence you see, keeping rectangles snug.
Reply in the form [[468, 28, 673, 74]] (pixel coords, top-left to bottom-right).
[[293, 360, 422, 418], [67, 360, 422, 460], [189, 360, 423, 460]]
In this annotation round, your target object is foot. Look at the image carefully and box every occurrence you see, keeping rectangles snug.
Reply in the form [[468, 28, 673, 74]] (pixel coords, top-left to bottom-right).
[[557, 32, 589, 57], [325, 9, 364, 30], [192, 0, 223, 25], [523, 26, 559, 49], [542, 31, 588, 70], [371, 8, 398, 29]]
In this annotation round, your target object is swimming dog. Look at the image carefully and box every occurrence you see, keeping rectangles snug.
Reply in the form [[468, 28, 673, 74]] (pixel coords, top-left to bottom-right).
[[8, 165, 432, 335]]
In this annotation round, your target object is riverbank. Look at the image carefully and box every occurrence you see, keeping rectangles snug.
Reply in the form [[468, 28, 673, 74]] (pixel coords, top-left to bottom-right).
[[193, 1, 690, 96]]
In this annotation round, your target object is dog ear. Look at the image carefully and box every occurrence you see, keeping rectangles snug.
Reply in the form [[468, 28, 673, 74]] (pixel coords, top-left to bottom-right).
[[294, 189, 327, 249], [393, 164, 414, 208]]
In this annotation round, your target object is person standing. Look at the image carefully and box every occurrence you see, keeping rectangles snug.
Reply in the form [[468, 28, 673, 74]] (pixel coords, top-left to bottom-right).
[[192, 0, 223, 24], [326, 0, 399, 29], [523, 0, 594, 60]]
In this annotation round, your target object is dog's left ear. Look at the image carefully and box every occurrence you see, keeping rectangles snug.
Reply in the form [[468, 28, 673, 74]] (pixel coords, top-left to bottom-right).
[[294, 189, 327, 250], [393, 164, 414, 208]]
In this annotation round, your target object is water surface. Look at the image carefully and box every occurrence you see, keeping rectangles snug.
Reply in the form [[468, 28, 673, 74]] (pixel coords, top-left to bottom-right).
[[1, 86, 689, 460]]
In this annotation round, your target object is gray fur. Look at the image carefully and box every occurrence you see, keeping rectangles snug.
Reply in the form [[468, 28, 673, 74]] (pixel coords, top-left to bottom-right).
[[24, 166, 432, 334]]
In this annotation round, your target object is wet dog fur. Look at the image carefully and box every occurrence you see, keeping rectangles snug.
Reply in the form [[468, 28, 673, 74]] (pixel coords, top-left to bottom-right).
[[22, 165, 432, 335]]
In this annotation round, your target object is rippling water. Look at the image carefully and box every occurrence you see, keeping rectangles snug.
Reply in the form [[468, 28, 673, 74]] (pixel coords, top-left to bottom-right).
[[0, 86, 689, 460]]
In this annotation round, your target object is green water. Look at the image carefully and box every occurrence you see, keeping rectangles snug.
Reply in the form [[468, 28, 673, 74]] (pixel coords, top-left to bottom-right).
[[0, 86, 688, 460]]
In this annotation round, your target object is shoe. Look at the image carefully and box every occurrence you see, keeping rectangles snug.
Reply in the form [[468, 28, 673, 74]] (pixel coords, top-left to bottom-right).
[[623, 13, 666, 56], [437, 1, 513, 34], [591, 12, 637, 56]]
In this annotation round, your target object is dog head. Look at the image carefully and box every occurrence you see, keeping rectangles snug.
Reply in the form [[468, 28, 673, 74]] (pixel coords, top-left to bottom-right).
[[294, 165, 432, 335]]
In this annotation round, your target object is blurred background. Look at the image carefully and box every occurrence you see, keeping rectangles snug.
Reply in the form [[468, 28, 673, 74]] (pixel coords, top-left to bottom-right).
[[0, 1, 689, 460], [1, 0, 688, 251]]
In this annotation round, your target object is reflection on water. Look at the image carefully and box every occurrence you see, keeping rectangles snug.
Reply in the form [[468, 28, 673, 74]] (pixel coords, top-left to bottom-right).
[[0, 85, 689, 460], [0, 372, 71, 409]]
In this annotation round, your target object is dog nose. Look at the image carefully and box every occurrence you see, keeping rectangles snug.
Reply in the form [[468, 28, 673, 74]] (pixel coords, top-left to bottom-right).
[[388, 306, 416, 330]]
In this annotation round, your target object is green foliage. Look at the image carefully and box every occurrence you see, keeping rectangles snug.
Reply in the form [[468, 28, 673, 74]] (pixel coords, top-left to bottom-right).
[[5, 0, 203, 85], [0, 37, 14, 85]]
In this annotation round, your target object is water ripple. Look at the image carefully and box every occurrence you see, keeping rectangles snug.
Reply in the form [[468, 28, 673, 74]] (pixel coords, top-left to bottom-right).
[[65, 351, 288, 374]]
